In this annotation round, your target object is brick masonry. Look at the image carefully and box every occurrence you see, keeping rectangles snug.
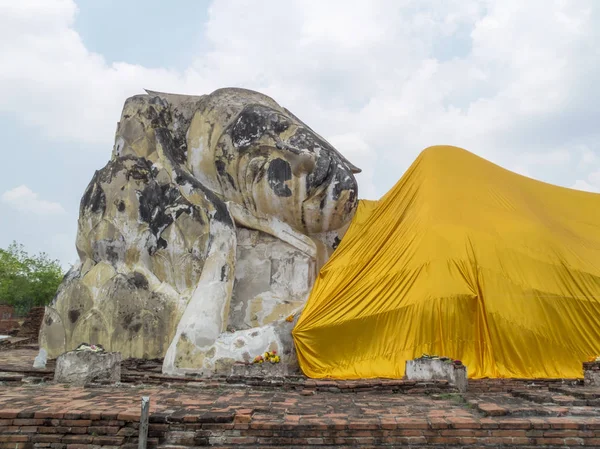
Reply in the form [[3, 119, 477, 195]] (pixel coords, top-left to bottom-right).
[[0, 382, 600, 448], [1, 406, 600, 448], [1, 348, 599, 448]]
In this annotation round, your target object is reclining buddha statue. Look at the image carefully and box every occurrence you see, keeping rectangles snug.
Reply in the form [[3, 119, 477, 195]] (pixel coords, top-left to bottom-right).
[[39, 88, 360, 375]]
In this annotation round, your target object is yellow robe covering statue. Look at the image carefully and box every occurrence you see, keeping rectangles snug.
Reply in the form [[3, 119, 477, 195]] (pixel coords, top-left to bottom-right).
[[293, 146, 600, 379]]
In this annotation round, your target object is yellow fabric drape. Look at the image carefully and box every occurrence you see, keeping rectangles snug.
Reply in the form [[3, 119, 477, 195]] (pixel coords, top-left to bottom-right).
[[293, 145, 600, 379]]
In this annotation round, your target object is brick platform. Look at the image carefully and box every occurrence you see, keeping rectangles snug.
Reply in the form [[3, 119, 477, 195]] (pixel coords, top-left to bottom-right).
[[1, 348, 599, 448], [1, 383, 600, 448]]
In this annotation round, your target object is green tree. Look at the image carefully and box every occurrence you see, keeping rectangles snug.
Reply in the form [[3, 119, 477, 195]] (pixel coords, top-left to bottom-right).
[[0, 242, 64, 315]]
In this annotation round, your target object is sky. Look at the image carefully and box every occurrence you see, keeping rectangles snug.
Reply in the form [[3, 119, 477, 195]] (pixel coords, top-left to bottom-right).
[[1, 0, 599, 268]]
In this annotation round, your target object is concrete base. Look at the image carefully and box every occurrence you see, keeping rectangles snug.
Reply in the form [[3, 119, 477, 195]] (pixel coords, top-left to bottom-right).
[[583, 362, 600, 386], [54, 351, 122, 386], [406, 358, 467, 393]]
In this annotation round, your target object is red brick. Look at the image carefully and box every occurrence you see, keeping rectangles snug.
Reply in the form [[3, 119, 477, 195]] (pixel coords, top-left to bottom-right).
[[478, 402, 508, 416], [226, 437, 258, 444], [479, 418, 500, 429], [447, 417, 481, 429], [34, 412, 63, 419], [61, 435, 93, 443], [427, 436, 460, 445], [31, 435, 63, 443], [497, 419, 532, 429], [234, 412, 252, 423], [394, 418, 429, 429], [60, 419, 92, 427], [117, 424, 136, 437], [441, 429, 478, 437], [511, 437, 534, 445], [19, 426, 38, 433], [88, 425, 119, 435], [535, 437, 567, 445], [0, 420, 11, 427], [56, 426, 88, 434], [117, 412, 140, 421], [0, 410, 20, 419], [15, 415, 45, 424], [547, 418, 580, 429], [0, 436, 29, 443], [107, 420, 125, 426], [92, 436, 124, 445], [428, 418, 449, 429], [182, 415, 197, 423], [491, 429, 528, 437], [543, 429, 584, 437]]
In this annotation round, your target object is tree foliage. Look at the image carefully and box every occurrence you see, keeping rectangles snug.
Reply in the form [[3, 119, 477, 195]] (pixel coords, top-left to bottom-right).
[[0, 242, 64, 315]]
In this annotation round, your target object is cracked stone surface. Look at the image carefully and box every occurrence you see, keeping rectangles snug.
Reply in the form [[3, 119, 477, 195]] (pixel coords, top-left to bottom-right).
[[38, 88, 360, 376]]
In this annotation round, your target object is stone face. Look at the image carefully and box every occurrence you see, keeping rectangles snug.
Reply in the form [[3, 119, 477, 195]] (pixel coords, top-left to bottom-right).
[[39, 88, 359, 376], [405, 358, 468, 393], [54, 351, 122, 385]]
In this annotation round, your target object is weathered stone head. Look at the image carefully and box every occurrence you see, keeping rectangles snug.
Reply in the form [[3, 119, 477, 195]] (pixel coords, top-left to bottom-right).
[[39, 88, 360, 375], [179, 88, 360, 234]]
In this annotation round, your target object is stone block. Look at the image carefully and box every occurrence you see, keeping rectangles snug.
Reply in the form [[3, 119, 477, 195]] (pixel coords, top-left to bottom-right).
[[405, 358, 467, 393], [230, 362, 288, 378], [54, 351, 122, 385], [583, 362, 600, 386]]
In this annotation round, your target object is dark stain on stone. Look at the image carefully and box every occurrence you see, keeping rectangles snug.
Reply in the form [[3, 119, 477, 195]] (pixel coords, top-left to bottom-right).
[[332, 236, 341, 250], [45, 316, 53, 326], [220, 264, 227, 281], [157, 237, 168, 251], [130, 322, 142, 333], [173, 168, 232, 226], [68, 309, 80, 324], [231, 105, 267, 149], [137, 180, 193, 255], [122, 312, 134, 327], [267, 158, 292, 197], [154, 127, 232, 226], [81, 175, 106, 215], [320, 195, 327, 210], [129, 272, 149, 289], [215, 159, 236, 188], [331, 169, 358, 202], [105, 245, 120, 264], [117, 201, 126, 212], [231, 104, 292, 151]]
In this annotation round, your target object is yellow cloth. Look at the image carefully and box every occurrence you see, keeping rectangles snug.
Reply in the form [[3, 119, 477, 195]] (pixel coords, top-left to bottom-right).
[[293, 146, 600, 379]]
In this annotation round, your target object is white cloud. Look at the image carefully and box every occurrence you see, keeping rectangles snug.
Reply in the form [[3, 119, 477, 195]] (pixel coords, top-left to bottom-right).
[[572, 179, 598, 193], [1, 0, 600, 202], [328, 133, 378, 200], [1, 185, 66, 215]]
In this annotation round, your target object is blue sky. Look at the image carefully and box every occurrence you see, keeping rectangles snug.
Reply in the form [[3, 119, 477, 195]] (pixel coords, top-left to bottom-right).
[[1, 0, 599, 268]]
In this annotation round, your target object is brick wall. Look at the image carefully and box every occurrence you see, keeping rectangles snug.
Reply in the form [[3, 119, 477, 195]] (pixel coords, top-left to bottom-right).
[[0, 305, 14, 321], [1, 409, 599, 448]]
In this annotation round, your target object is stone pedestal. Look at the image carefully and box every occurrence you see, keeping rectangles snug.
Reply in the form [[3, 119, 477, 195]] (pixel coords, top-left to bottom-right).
[[406, 358, 468, 393], [54, 351, 122, 385], [583, 362, 600, 387], [231, 362, 289, 378]]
